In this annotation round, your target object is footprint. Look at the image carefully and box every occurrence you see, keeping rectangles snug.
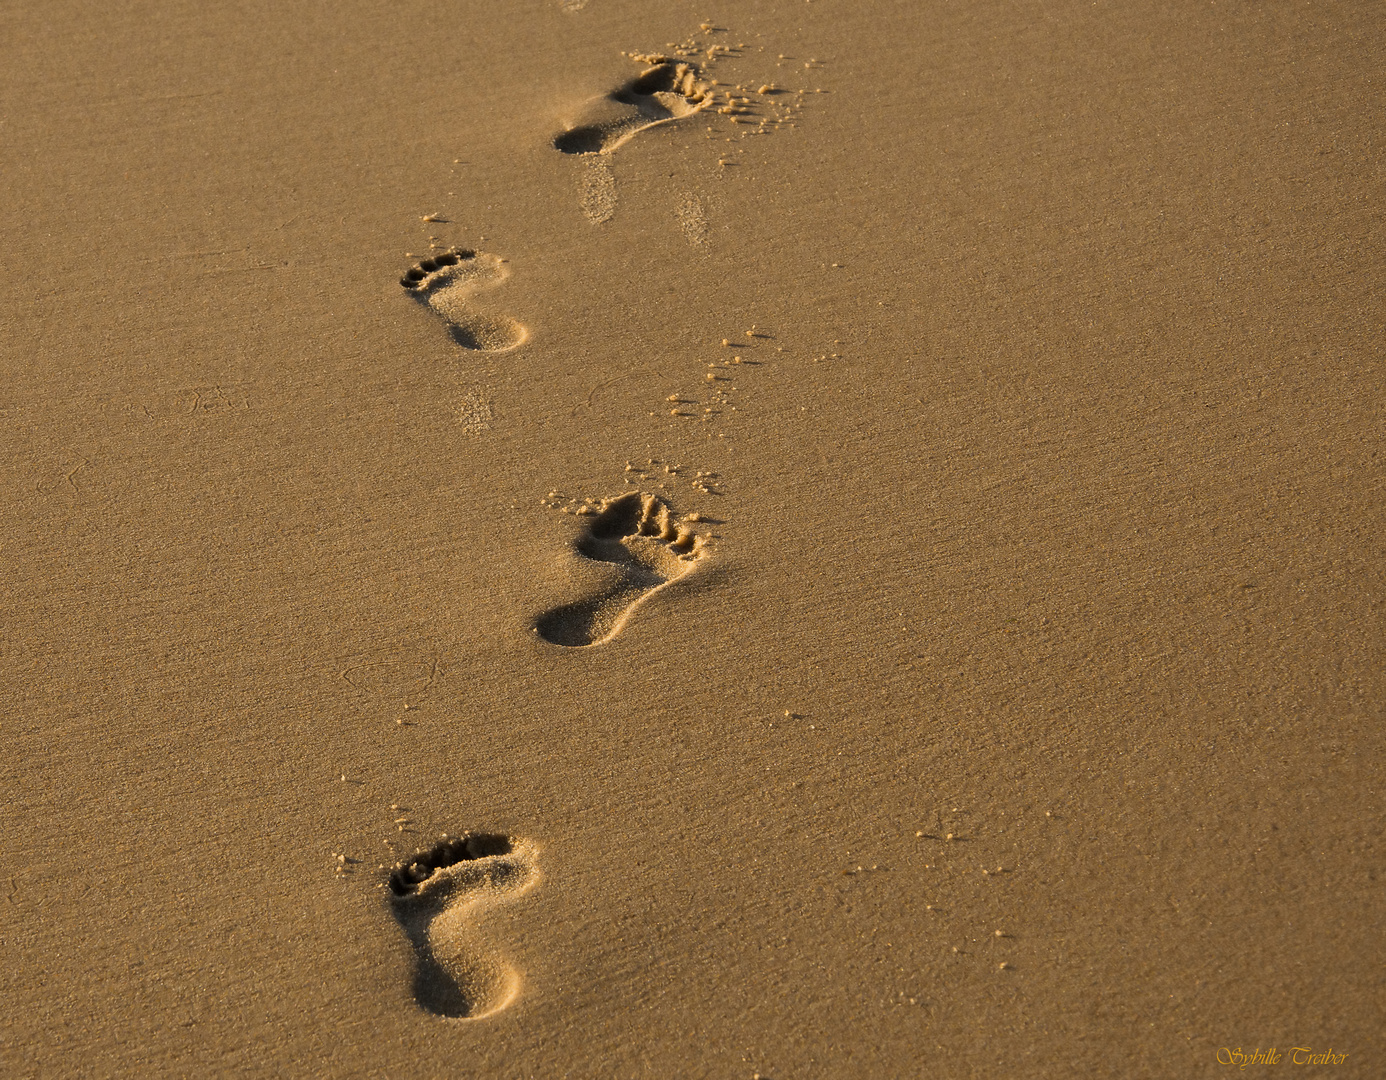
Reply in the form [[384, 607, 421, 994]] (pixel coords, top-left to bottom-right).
[[675, 190, 709, 246], [536, 492, 708, 647], [399, 249, 528, 351], [388, 833, 540, 1019], [553, 61, 712, 155], [580, 155, 617, 224]]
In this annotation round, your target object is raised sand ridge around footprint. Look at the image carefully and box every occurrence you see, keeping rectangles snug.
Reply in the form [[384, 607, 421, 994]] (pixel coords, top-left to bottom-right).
[[554, 61, 712, 155], [536, 492, 707, 647], [400, 249, 527, 351], [388, 833, 540, 1019]]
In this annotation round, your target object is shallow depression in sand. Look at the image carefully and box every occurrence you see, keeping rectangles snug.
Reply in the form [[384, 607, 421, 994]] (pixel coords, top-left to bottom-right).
[[535, 493, 707, 647], [388, 834, 540, 1020], [400, 249, 528, 352]]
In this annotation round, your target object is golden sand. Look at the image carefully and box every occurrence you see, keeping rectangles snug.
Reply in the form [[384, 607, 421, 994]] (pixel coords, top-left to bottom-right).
[[3, 0, 1380, 1075]]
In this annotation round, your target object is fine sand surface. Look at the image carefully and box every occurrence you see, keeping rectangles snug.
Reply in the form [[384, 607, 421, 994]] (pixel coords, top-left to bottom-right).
[[2, 0, 1382, 1076]]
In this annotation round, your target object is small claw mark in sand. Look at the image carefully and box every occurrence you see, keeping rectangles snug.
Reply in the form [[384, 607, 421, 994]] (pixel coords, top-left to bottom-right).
[[554, 61, 712, 155], [64, 457, 89, 494], [388, 833, 540, 1020], [399, 248, 528, 352], [535, 492, 709, 647]]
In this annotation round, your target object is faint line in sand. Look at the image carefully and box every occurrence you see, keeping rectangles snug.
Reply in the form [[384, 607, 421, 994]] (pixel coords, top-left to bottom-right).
[[341, 655, 442, 708], [79, 90, 227, 111], [183, 385, 251, 416], [64, 457, 89, 494], [571, 369, 657, 417]]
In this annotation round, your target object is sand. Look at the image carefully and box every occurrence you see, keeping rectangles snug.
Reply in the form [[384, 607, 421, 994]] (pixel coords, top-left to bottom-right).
[[2, 0, 1381, 1076]]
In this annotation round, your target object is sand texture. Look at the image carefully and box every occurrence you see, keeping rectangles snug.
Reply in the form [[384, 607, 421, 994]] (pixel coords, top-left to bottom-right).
[[1, 0, 1382, 1076]]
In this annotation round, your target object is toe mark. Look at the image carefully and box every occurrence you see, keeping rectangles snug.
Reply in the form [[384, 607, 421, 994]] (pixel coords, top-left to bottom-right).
[[389, 833, 514, 896], [398, 248, 479, 290]]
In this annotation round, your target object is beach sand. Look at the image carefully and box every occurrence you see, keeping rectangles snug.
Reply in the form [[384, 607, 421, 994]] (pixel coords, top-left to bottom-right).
[[2, 0, 1381, 1075]]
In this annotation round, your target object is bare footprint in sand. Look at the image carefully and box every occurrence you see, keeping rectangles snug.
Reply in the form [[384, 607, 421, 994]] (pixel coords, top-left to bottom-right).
[[553, 61, 712, 155], [399, 249, 528, 351], [388, 833, 540, 1019], [536, 492, 708, 648]]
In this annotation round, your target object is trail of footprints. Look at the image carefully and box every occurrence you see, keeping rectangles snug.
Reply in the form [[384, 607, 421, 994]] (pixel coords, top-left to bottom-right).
[[376, 23, 809, 1022]]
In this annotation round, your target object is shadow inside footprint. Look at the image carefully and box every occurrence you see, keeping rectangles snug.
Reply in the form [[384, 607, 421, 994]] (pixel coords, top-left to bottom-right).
[[399, 249, 528, 352], [535, 493, 707, 647], [388, 833, 539, 1020], [554, 61, 711, 155]]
